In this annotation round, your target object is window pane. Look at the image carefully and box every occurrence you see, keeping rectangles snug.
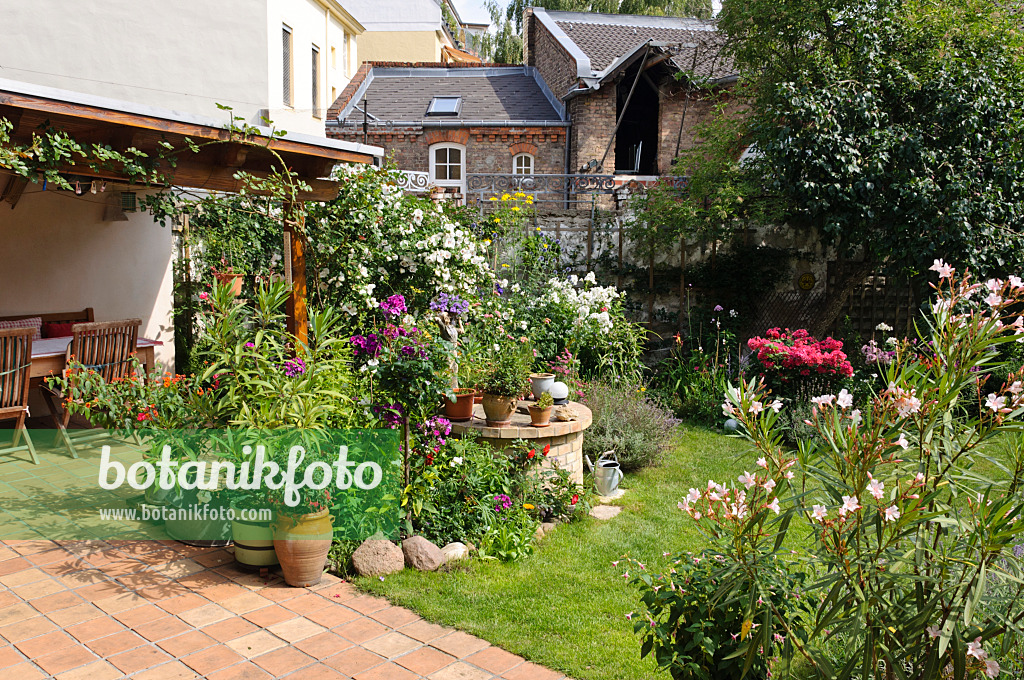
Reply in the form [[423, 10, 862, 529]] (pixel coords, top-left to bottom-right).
[[449, 164, 461, 180], [449, 148, 461, 164], [312, 46, 320, 115], [435, 148, 447, 165], [282, 27, 292, 107]]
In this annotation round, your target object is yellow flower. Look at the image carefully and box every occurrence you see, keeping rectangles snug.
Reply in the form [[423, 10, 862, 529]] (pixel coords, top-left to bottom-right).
[[536, 227, 541, 231], [494, 218, 501, 223], [740, 620, 752, 640], [501, 193, 511, 201], [483, 239, 491, 245], [511, 206, 520, 212], [489, 196, 498, 201], [523, 503, 534, 510], [542, 244, 548, 249], [501, 263, 510, 268]]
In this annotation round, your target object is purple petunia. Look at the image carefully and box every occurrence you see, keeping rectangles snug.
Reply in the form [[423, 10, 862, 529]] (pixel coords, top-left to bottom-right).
[[429, 293, 469, 316], [380, 294, 408, 318]]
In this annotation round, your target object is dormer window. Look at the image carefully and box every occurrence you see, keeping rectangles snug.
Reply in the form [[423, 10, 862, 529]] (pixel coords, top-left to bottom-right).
[[427, 96, 462, 116]]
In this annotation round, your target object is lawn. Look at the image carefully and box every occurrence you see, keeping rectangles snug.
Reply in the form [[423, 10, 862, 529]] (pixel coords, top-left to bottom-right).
[[355, 425, 755, 680]]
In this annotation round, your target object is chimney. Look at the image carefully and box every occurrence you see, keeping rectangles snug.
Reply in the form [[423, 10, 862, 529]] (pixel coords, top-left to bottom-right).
[[522, 6, 534, 65]]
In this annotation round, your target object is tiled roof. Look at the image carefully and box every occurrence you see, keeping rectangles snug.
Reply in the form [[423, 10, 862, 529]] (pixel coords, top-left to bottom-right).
[[545, 10, 735, 82], [336, 66, 564, 125]]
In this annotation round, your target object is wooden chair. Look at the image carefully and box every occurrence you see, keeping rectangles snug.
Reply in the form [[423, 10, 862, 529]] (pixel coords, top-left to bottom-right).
[[0, 327, 38, 464], [42, 319, 142, 458]]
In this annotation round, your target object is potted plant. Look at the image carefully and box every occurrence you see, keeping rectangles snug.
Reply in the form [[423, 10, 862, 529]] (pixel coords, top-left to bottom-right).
[[444, 387, 477, 422], [481, 342, 531, 427], [212, 258, 244, 297], [528, 391, 554, 427]]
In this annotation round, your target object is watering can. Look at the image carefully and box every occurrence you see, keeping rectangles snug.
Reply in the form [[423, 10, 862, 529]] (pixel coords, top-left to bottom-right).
[[594, 451, 623, 496]]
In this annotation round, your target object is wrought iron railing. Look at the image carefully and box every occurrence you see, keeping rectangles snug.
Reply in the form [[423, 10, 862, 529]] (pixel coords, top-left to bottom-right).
[[394, 170, 430, 192], [465, 173, 689, 207]]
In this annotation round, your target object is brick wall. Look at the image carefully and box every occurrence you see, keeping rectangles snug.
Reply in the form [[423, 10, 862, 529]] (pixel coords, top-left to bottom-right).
[[327, 125, 566, 179], [568, 85, 616, 173], [657, 83, 742, 174], [526, 11, 579, 100]]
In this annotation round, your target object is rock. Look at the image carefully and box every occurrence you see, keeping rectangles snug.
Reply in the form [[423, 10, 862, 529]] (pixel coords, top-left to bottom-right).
[[589, 505, 622, 520], [402, 536, 444, 571], [541, 522, 556, 535], [597, 488, 626, 503], [351, 539, 404, 577], [534, 525, 545, 540], [554, 405, 579, 421], [440, 542, 469, 563]]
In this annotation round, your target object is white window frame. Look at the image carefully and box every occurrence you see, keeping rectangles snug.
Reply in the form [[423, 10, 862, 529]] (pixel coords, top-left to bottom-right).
[[512, 153, 534, 176], [282, 24, 293, 108], [429, 143, 466, 196], [311, 44, 321, 118]]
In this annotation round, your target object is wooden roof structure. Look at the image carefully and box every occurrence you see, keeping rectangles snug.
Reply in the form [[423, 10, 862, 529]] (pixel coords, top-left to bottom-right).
[[0, 77, 382, 201]]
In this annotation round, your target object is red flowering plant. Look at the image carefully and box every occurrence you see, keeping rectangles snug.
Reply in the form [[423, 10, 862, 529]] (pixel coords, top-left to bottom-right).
[[626, 260, 1024, 680]]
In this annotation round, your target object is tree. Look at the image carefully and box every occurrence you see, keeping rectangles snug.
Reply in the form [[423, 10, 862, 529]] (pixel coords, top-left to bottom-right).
[[480, 0, 523, 64], [716, 0, 1024, 331]]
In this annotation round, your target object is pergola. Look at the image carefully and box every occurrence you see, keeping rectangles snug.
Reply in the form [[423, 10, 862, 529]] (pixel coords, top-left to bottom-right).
[[0, 78, 382, 344]]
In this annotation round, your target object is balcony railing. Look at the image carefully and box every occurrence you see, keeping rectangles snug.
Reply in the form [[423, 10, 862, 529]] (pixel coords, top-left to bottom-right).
[[394, 170, 430, 192]]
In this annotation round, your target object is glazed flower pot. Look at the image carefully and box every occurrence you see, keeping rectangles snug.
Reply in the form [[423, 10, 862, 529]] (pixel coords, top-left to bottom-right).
[[213, 271, 243, 296], [528, 405, 553, 427], [273, 509, 333, 587], [444, 388, 477, 422], [232, 507, 278, 570], [481, 393, 517, 427], [529, 373, 555, 400]]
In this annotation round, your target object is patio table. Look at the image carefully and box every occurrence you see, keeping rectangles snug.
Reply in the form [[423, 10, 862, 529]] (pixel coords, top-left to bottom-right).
[[29, 336, 162, 379]]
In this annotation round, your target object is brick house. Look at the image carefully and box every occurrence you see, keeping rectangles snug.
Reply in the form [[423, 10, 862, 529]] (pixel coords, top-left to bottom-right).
[[524, 7, 736, 176], [326, 62, 567, 200]]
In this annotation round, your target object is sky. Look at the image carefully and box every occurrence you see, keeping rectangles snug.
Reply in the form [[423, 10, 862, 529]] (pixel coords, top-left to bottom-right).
[[452, 0, 497, 25]]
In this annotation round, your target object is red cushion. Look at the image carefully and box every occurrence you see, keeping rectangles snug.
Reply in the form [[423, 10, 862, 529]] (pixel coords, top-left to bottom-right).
[[42, 322, 75, 338]]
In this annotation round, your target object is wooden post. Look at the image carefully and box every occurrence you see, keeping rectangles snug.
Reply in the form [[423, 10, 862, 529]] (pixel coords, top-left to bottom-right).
[[284, 201, 308, 347]]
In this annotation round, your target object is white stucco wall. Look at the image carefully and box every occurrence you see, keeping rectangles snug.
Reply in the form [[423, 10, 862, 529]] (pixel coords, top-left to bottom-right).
[[343, 0, 440, 31], [266, 0, 357, 135], [0, 0, 269, 124], [0, 182, 175, 370]]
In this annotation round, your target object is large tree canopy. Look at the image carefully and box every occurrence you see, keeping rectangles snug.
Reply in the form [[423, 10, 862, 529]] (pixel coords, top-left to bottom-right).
[[718, 0, 1024, 286]]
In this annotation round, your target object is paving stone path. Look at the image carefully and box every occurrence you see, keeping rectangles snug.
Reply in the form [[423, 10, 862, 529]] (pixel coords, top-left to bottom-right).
[[0, 540, 569, 679]]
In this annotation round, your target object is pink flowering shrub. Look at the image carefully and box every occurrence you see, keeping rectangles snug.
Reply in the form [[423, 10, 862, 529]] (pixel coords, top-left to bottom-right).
[[748, 328, 855, 382], [629, 261, 1024, 680]]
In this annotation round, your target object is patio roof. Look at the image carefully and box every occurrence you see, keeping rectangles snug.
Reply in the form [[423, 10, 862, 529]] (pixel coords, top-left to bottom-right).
[[0, 77, 383, 201]]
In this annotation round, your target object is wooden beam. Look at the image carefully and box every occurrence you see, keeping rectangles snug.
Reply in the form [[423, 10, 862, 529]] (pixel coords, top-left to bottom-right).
[[0, 90, 375, 164], [0, 105, 24, 135], [219, 145, 249, 168], [284, 201, 309, 348]]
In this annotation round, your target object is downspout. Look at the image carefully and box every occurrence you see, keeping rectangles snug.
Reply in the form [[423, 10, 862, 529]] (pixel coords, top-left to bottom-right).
[[562, 93, 572, 209]]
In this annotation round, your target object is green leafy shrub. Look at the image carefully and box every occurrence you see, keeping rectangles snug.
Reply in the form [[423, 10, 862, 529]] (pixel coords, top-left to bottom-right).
[[582, 381, 680, 471]]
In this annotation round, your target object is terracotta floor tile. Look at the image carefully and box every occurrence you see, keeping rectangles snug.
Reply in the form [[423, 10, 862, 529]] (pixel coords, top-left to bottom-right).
[[323, 646, 386, 676], [362, 631, 422, 659], [281, 662, 348, 679], [369, 605, 421, 629], [428, 661, 494, 680], [53, 659, 123, 680], [134, 615, 193, 642], [192, 550, 234, 569], [201, 582, 250, 603], [0, 567, 48, 588], [202, 616, 260, 642], [334, 616, 389, 644], [176, 571, 231, 592], [205, 662, 274, 680], [0, 557, 31, 577], [156, 630, 218, 658], [224, 630, 287, 659], [431, 632, 491, 659], [25, 547, 73, 566], [242, 605, 295, 628], [464, 646, 524, 674], [501, 661, 565, 680], [281, 593, 332, 616], [34, 645, 99, 676], [72, 580, 129, 601], [107, 645, 174, 674], [9, 540, 58, 557], [0, 644, 27, 668], [257, 585, 302, 603], [354, 660, 421, 680], [313, 582, 358, 601], [131, 660, 200, 679], [293, 630, 352, 659], [220, 591, 270, 615], [85, 629, 148, 657], [93, 591, 149, 613], [46, 602, 104, 627], [266, 616, 326, 643], [178, 603, 232, 627], [252, 646, 317, 676], [148, 559, 206, 580], [0, 613, 59, 642], [15, 629, 76, 659], [113, 603, 165, 628], [306, 603, 361, 628], [116, 571, 175, 593], [1, 661, 47, 680], [395, 646, 458, 676], [26, 589, 84, 613], [65, 616, 127, 642], [0, 603, 41, 627], [344, 594, 391, 615], [156, 592, 210, 615], [12, 577, 65, 600]]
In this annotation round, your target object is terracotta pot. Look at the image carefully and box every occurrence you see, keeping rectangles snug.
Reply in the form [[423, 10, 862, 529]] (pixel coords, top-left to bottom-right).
[[481, 393, 517, 427], [444, 388, 477, 422], [232, 507, 278, 570], [273, 509, 333, 587], [528, 405, 553, 427], [213, 271, 244, 296]]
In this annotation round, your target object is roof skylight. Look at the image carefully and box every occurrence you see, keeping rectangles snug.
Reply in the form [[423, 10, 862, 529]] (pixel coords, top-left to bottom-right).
[[426, 96, 462, 116]]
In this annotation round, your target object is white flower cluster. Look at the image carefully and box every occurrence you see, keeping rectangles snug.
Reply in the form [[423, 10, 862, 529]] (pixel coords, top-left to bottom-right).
[[544, 273, 620, 334]]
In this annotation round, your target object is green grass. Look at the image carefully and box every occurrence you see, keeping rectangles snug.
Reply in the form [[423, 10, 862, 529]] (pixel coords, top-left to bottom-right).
[[354, 425, 755, 680]]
